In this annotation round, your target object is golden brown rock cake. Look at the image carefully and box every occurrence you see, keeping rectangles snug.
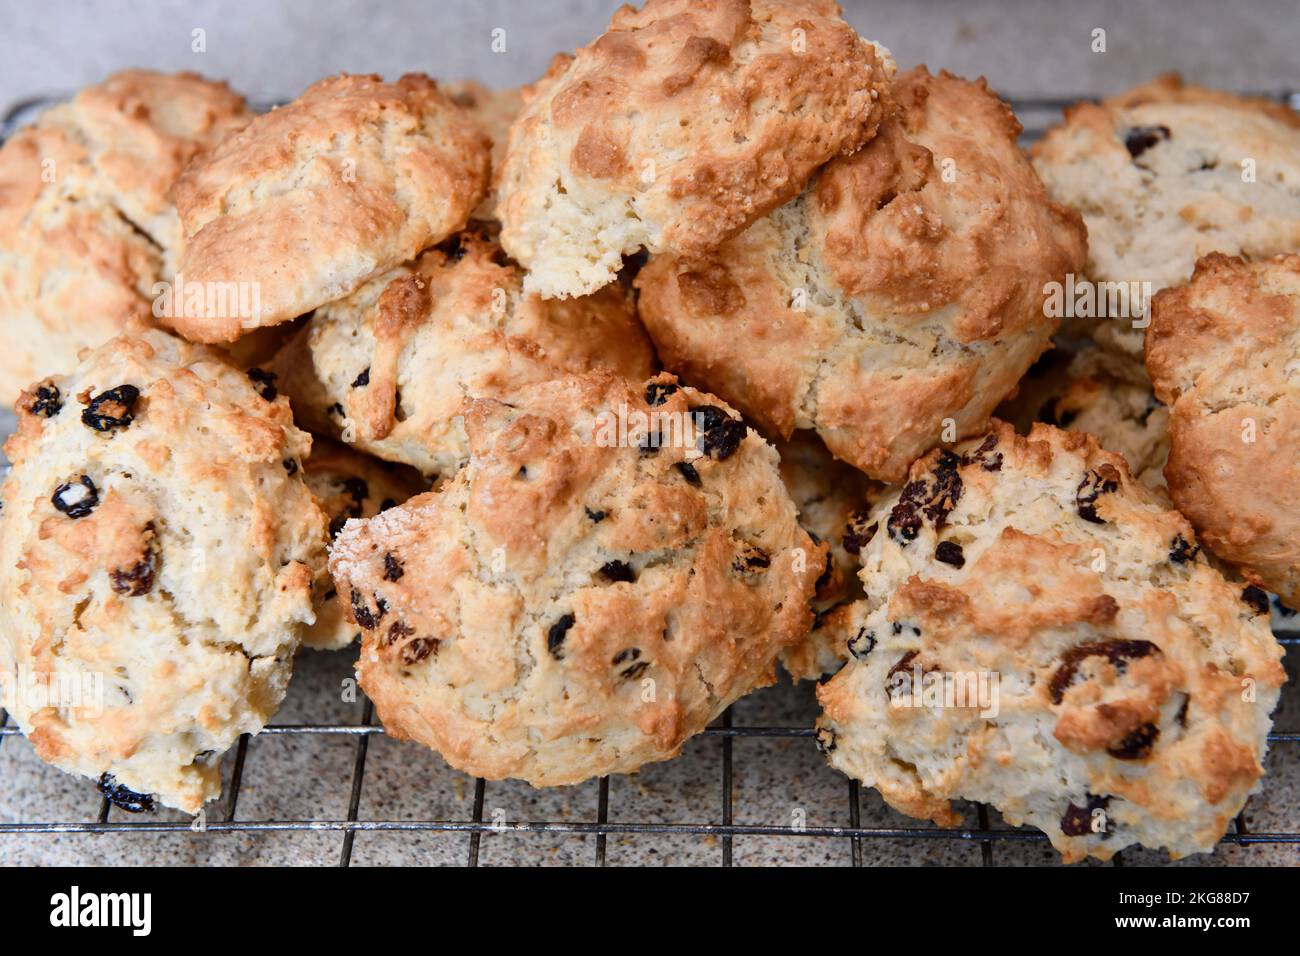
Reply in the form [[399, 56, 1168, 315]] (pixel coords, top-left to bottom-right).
[[496, 0, 895, 298], [169, 73, 491, 341], [1146, 252, 1300, 607], [816, 422, 1284, 862], [638, 67, 1086, 482], [330, 371, 821, 785]]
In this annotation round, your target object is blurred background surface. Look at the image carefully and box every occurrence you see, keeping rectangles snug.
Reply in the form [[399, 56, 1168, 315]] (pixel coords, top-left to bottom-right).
[[2, 0, 1298, 109]]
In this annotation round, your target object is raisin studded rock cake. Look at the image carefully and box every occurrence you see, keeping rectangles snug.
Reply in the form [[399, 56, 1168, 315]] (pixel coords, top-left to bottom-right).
[[269, 225, 656, 477], [0, 330, 327, 812], [299, 437, 427, 650], [0, 69, 253, 403], [329, 371, 822, 785], [815, 421, 1285, 862], [637, 67, 1086, 483], [495, 0, 895, 299], [1033, 74, 1300, 360], [1146, 253, 1300, 609], [773, 432, 885, 682], [997, 348, 1170, 495], [168, 73, 491, 342]]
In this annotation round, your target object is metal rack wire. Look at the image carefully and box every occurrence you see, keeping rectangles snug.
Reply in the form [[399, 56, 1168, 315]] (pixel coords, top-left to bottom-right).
[[3, 662, 1299, 867], [2, 91, 1299, 867]]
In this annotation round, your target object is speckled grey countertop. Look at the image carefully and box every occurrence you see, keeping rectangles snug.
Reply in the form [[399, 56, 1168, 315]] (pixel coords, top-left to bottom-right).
[[2, 0, 1299, 867]]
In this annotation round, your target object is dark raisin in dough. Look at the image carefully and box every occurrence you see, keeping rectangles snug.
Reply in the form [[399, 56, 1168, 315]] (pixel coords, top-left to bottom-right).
[[886, 650, 921, 693], [350, 589, 387, 630], [384, 620, 414, 646], [1107, 721, 1159, 760], [246, 368, 278, 401], [934, 540, 965, 568], [1060, 794, 1110, 836], [1168, 534, 1198, 564], [52, 475, 99, 519], [351, 367, 371, 388], [585, 507, 606, 523], [883, 489, 925, 541], [842, 511, 877, 555], [1049, 639, 1160, 704], [27, 384, 62, 418], [382, 552, 404, 582], [110, 530, 157, 596], [961, 434, 1003, 472], [694, 405, 746, 461], [675, 461, 701, 486], [814, 726, 837, 755], [645, 381, 678, 406], [924, 452, 964, 523], [732, 544, 770, 573], [599, 560, 635, 583], [1123, 124, 1171, 159], [888, 452, 963, 544], [547, 613, 575, 658], [81, 385, 140, 433], [97, 773, 156, 813], [1241, 585, 1269, 615], [1075, 466, 1120, 523], [620, 660, 650, 681], [401, 637, 438, 665], [847, 627, 876, 660], [110, 557, 157, 596], [282, 458, 299, 475]]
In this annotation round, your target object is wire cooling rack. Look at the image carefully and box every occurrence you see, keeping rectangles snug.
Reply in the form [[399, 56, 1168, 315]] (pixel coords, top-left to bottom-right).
[[2, 91, 1300, 867]]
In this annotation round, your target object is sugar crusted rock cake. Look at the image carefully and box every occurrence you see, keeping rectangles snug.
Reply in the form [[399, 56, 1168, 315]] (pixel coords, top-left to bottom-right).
[[495, 0, 895, 299], [0, 330, 327, 812], [169, 73, 491, 342], [637, 67, 1086, 482], [0, 69, 253, 403], [329, 371, 822, 785], [815, 421, 1284, 862], [1147, 252, 1300, 608], [1032, 74, 1300, 360], [269, 226, 656, 478]]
